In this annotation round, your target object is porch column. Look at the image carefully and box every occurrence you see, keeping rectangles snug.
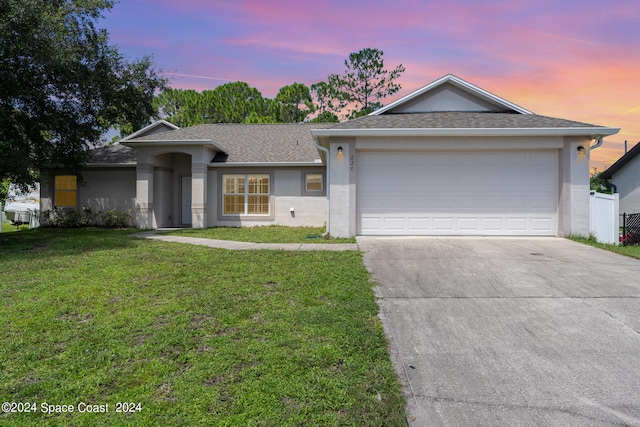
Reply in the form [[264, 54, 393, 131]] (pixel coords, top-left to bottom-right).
[[329, 140, 356, 237], [560, 137, 591, 236], [191, 162, 208, 228], [135, 162, 155, 229]]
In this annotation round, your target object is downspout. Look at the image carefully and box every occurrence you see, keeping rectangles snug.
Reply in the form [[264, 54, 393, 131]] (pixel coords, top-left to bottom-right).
[[590, 136, 603, 150], [590, 136, 616, 193], [313, 136, 330, 237]]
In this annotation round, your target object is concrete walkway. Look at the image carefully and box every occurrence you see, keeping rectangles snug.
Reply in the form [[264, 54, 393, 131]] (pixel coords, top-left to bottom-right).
[[130, 229, 359, 251]]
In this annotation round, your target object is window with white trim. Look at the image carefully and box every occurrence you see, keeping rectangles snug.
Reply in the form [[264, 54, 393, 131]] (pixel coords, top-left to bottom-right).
[[223, 174, 269, 215], [305, 173, 323, 192]]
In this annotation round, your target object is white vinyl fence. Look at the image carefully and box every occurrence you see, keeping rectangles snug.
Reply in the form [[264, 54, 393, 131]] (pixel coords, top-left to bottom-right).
[[590, 191, 619, 244]]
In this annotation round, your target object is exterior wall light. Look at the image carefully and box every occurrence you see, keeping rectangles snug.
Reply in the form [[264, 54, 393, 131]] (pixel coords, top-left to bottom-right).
[[337, 146, 344, 159], [577, 146, 586, 158]]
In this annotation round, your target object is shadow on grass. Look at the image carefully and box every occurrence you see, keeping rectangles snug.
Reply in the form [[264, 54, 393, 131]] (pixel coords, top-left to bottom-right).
[[0, 228, 141, 261]]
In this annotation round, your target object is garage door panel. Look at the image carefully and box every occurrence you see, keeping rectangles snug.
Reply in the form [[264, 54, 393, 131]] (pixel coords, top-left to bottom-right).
[[408, 218, 430, 231], [460, 195, 486, 209], [506, 218, 528, 231], [433, 217, 454, 231], [532, 218, 553, 230], [506, 196, 527, 209], [383, 217, 405, 230], [458, 218, 479, 230], [481, 218, 503, 230], [357, 151, 558, 235]]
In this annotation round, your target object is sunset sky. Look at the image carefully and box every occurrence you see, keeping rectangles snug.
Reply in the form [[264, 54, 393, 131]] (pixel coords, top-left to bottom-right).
[[102, 0, 640, 172]]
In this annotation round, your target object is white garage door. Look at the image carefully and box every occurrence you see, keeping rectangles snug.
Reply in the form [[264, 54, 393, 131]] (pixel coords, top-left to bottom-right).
[[357, 151, 558, 235]]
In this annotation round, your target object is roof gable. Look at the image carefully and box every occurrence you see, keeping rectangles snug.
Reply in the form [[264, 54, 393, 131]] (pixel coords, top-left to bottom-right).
[[125, 123, 333, 164], [600, 141, 640, 179], [119, 120, 179, 142], [372, 74, 532, 115]]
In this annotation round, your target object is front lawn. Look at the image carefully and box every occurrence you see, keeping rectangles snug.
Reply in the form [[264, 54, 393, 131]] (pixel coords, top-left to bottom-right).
[[168, 225, 357, 244], [569, 236, 640, 260], [0, 229, 404, 426], [1, 221, 29, 233]]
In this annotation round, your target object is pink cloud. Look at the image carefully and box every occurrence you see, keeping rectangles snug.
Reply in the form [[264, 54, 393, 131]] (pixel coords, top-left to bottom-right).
[[103, 0, 640, 170]]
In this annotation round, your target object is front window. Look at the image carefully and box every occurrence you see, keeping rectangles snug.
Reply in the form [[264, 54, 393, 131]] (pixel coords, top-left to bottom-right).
[[55, 175, 77, 207], [305, 173, 323, 192], [223, 174, 269, 215]]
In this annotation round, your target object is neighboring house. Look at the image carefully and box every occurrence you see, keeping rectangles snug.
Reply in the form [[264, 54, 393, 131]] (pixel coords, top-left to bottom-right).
[[40, 74, 619, 237], [600, 141, 640, 214]]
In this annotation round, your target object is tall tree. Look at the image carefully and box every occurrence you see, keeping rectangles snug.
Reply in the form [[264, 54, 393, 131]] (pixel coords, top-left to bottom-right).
[[154, 82, 269, 125], [0, 0, 166, 185], [273, 82, 316, 123], [207, 82, 267, 123], [153, 88, 204, 128], [310, 81, 340, 123], [327, 48, 405, 118]]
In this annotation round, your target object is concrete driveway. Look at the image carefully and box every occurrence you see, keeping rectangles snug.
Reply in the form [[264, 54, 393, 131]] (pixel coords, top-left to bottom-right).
[[357, 237, 640, 426]]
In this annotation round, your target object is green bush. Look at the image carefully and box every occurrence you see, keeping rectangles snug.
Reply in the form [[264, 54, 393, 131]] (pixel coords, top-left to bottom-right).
[[99, 209, 132, 228], [41, 206, 132, 228]]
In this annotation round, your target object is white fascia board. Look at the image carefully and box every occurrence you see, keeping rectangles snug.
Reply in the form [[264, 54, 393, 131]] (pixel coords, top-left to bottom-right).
[[446, 75, 533, 115], [372, 74, 533, 115], [85, 163, 137, 168], [211, 162, 323, 168], [311, 127, 620, 138], [122, 140, 228, 152], [119, 120, 180, 142]]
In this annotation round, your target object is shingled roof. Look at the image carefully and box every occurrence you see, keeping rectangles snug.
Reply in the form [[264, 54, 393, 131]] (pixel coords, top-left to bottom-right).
[[127, 123, 333, 164], [330, 112, 605, 130], [88, 143, 137, 164], [600, 141, 640, 179]]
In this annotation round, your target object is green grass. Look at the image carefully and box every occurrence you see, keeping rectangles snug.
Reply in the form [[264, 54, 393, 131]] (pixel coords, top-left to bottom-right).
[[1, 221, 29, 233], [569, 236, 640, 259], [168, 225, 357, 244], [0, 228, 405, 426]]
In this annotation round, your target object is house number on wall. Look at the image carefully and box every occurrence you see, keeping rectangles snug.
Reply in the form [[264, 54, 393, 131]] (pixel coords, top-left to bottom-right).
[[350, 155, 355, 171]]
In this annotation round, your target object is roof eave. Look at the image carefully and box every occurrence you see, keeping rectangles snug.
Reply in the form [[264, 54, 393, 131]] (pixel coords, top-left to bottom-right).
[[211, 161, 323, 167], [122, 139, 228, 152], [600, 142, 640, 179], [311, 127, 620, 138], [85, 162, 137, 167], [119, 120, 180, 142]]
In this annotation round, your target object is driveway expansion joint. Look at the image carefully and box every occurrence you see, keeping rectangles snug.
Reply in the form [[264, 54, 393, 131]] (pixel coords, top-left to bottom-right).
[[415, 395, 621, 425], [575, 297, 640, 337]]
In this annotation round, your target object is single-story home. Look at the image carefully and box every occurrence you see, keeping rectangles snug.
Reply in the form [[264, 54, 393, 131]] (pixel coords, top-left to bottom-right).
[[40, 74, 620, 237], [600, 141, 640, 214]]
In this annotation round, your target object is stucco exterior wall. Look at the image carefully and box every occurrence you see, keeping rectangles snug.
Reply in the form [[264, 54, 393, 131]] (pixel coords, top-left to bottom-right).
[[43, 163, 327, 230], [79, 168, 137, 214], [328, 138, 356, 238], [558, 136, 592, 237], [40, 167, 136, 226], [355, 135, 564, 150], [612, 155, 640, 214], [209, 166, 326, 228]]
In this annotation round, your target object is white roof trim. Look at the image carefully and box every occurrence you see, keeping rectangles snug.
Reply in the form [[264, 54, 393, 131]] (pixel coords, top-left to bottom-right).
[[119, 120, 180, 142], [85, 162, 137, 167], [312, 127, 620, 138], [371, 74, 533, 116], [122, 139, 228, 153], [211, 162, 323, 167]]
